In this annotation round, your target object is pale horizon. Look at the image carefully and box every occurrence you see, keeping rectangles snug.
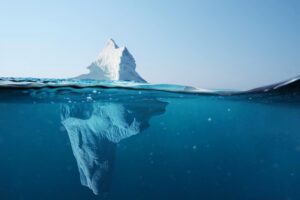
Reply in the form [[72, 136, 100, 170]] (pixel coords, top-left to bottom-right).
[[0, 0, 299, 90]]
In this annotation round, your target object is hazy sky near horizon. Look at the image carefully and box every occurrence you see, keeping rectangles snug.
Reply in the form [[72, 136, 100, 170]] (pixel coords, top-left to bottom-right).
[[0, 0, 299, 90]]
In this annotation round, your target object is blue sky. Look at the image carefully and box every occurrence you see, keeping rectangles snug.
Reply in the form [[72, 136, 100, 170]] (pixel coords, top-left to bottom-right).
[[0, 0, 299, 89]]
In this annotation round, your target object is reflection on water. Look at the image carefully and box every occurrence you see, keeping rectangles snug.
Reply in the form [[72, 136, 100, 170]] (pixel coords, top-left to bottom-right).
[[61, 99, 167, 195]]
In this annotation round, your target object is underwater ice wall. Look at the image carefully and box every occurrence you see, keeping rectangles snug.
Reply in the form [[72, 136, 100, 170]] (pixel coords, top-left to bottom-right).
[[61, 99, 167, 195]]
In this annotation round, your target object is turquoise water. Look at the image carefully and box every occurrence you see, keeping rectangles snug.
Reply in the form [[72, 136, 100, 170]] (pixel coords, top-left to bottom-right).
[[0, 78, 300, 200]]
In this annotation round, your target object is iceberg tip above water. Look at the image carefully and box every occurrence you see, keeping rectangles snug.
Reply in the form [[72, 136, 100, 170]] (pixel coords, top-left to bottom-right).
[[74, 39, 146, 83]]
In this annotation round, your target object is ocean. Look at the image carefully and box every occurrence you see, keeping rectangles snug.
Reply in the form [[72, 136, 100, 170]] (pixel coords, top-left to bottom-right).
[[0, 78, 299, 200]]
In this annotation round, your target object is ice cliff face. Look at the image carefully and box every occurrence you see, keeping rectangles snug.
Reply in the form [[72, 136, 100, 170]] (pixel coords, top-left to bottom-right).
[[61, 103, 140, 195], [75, 39, 146, 82], [61, 99, 167, 195]]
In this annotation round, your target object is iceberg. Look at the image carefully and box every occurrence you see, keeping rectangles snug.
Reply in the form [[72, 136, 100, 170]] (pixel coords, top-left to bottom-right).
[[75, 39, 146, 83], [61, 99, 167, 195]]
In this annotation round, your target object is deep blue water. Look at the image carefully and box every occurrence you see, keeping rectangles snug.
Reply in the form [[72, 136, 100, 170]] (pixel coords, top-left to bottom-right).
[[0, 78, 300, 200]]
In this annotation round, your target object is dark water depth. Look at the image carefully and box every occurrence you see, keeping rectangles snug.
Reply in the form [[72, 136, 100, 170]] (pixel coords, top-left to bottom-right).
[[0, 78, 300, 200]]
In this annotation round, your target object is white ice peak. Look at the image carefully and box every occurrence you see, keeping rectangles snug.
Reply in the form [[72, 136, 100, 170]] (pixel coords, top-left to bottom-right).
[[75, 39, 146, 82], [106, 38, 118, 48]]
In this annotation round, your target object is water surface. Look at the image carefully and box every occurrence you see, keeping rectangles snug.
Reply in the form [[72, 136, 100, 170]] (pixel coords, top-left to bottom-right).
[[0, 78, 300, 200]]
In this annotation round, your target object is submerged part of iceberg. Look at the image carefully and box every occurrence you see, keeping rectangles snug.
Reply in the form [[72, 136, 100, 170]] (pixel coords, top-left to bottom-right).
[[61, 103, 139, 195], [75, 39, 146, 83], [61, 99, 167, 195]]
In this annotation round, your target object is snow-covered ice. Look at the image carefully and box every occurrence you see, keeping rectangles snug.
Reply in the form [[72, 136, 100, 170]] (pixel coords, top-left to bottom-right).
[[75, 39, 146, 83]]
